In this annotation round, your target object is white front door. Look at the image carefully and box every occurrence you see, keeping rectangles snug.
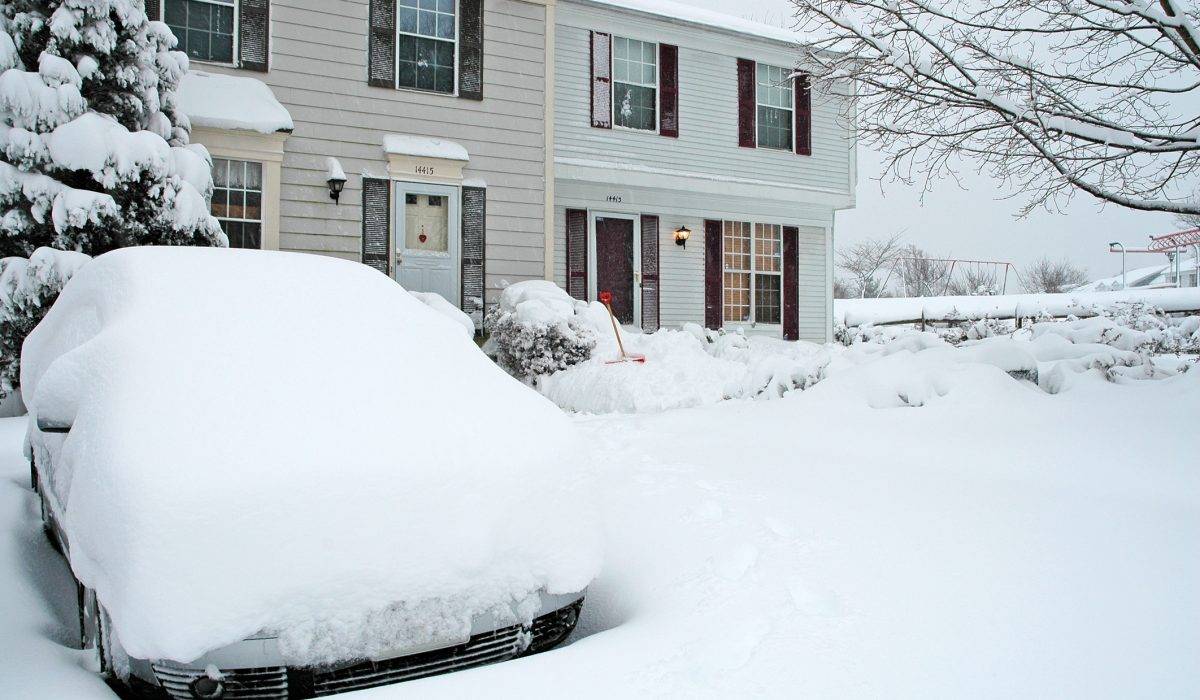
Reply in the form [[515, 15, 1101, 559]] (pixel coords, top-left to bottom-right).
[[395, 181, 460, 306]]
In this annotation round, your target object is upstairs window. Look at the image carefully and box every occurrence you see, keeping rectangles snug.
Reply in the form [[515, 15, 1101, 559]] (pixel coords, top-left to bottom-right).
[[165, 0, 237, 64], [613, 36, 657, 131], [397, 0, 457, 94], [756, 63, 793, 150]]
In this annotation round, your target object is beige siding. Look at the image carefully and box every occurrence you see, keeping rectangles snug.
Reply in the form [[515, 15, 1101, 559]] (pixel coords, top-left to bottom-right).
[[198, 0, 550, 304]]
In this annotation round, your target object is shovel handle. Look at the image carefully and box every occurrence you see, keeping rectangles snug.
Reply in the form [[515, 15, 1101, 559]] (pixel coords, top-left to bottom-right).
[[599, 291, 628, 358]]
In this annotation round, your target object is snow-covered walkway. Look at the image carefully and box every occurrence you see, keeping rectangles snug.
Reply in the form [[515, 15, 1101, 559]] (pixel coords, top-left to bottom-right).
[[2, 361, 1198, 697]]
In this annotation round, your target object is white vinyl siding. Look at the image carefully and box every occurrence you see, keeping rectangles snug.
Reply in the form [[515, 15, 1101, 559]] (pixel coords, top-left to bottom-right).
[[555, 7, 853, 194]]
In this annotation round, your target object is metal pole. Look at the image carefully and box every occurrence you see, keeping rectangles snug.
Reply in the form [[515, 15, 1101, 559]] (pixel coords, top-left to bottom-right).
[[1193, 244, 1199, 287], [1110, 242, 1126, 289]]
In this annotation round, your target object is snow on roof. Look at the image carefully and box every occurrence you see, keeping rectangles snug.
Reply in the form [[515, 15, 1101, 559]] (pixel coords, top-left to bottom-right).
[[1076, 252, 1198, 292], [176, 71, 293, 134], [21, 247, 599, 664], [581, 0, 806, 46], [383, 134, 470, 161]]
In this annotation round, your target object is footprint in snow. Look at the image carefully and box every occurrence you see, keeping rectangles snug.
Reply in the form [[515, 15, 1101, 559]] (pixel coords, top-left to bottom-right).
[[788, 578, 844, 617], [712, 543, 759, 581]]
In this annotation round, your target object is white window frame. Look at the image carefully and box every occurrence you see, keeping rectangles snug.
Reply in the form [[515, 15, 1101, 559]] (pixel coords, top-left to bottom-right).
[[722, 220, 783, 328], [164, 0, 240, 67], [610, 35, 659, 133], [210, 157, 265, 250], [754, 62, 794, 152], [394, 0, 459, 96]]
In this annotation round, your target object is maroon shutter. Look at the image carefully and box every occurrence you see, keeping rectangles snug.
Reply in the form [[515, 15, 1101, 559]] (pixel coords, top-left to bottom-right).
[[368, 0, 396, 88], [361, 178, 391, 274], [461, 186, 486, 328], [704, 219, 723, 329], [590, 32, 612, 129], [659, 44, 678, 138], [457, 0, 484, 100], [795, 73, 812, 156], [737, 58, 756, 148], [782, 226, 800, 340], [238, 0, 270, 72], [640, 214, 660, 331], [145, 0, 161, 21], [566, 209, 588, 300]]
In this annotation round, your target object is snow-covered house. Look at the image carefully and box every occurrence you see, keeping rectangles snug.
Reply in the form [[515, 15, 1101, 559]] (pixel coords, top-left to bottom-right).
[[551, 0, 855, 341], [167, 0, 555, 325]]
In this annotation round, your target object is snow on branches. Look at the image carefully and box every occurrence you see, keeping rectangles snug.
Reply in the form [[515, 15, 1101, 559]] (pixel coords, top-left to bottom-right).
[[795, 0, 1200, 215], [0, 0, 224, 256]]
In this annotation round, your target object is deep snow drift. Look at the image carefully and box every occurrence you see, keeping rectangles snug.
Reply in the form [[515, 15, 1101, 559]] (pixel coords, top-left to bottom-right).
[[20, 247, 600, 665]]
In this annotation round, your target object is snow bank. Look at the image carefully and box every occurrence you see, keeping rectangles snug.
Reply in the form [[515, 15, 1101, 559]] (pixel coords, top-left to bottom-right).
[[538, 312, 829, 413], [175, 72, 293, 133], [21, 248, 600, 665], [409, 290, 475, 337], [836, 287, 1200, 326]]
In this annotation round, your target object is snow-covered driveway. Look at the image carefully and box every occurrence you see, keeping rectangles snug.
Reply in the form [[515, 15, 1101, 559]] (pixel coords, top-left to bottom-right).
[[2, 363, 1197, 698]]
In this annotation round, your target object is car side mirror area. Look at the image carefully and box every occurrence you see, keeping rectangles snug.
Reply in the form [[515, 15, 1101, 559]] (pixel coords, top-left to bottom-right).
[[36, 415, 72, 434]]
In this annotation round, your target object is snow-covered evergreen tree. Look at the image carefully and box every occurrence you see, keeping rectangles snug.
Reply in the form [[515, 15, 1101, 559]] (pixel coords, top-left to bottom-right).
[[0, 0, 224, 257]]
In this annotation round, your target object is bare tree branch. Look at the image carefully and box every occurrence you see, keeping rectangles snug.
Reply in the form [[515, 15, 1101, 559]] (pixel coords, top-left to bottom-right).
[[794, 0, 1200, 216]]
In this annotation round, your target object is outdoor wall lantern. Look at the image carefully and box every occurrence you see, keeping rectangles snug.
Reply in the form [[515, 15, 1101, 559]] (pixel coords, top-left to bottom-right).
[[674, 225, 691, 248], [326, 157, 347, 204]]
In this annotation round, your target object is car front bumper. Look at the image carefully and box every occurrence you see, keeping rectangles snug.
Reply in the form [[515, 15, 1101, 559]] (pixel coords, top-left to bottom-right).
[[129, 592, 584, 699]]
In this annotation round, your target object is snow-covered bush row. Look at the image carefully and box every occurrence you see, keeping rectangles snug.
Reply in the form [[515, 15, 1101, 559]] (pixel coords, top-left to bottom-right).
[[483, 281, 597, 379], [1, 0, 225, 256], [0, 247, 88, 398]]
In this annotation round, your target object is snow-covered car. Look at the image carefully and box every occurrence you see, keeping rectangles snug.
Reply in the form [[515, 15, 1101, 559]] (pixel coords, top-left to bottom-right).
[[22, 248, 600, 698]]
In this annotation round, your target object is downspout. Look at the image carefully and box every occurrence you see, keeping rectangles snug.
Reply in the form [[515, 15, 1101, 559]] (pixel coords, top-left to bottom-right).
[[543, 0, 557, 282]]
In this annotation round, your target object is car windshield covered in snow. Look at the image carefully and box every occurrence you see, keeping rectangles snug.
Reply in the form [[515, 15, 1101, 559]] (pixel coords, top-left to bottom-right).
[[20, 248, 599, 691]]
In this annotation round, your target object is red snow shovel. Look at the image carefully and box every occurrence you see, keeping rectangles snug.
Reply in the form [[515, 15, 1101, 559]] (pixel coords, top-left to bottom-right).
[[599, 291, 646, 365]]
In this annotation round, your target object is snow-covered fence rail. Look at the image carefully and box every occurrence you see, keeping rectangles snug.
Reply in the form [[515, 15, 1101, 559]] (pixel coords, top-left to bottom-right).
[[835, 288, 1200, 327]]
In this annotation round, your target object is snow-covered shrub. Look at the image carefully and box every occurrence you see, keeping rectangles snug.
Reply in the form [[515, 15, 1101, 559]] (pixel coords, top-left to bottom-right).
[[484, 281, 596, 379], [0, 1, 224, 256], [0, 247, 89, 397]]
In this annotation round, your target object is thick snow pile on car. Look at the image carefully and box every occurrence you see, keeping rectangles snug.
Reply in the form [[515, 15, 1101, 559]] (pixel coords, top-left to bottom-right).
[[20, 247, 601, 665]]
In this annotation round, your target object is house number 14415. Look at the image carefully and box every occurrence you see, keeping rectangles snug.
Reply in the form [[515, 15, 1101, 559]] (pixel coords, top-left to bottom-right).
[[415, 165, 435, 176]]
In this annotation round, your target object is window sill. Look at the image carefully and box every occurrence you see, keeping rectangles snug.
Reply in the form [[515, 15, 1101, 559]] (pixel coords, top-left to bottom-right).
[[612, 124, 662, 136], [388, 84, 460, 99], [189, 58, 240, 70]]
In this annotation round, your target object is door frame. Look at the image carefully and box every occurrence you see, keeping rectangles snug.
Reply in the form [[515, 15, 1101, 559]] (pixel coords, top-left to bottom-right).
[[588, 210, 641, 328], [393, 180, 461, 307]]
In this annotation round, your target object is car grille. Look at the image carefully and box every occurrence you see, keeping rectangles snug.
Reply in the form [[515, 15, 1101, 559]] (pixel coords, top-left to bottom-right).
[[149, 600, 582, 698], [151, 664, 289, 699], [308, 625, 527, 696]]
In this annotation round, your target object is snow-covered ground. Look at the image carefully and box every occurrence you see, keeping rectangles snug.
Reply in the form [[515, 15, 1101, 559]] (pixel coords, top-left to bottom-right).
[[3, 342, 1197, 697]]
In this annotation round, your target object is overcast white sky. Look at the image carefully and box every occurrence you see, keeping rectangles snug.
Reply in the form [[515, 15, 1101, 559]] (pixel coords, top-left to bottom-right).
[[678, 0, 1182, 286]]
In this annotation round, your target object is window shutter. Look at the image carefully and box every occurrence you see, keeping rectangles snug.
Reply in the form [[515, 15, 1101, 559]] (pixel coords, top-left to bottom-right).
[[794, 74, 812, 156], [737, 58, 756, 148], [368, 0, 397, 88], [458, 0, 484, 100], [145, 0, 161, 21], [238, 0, 270, 72], [590, 32, 612, 129], [658, 44, 678, 138], [565, 208, 588, 300], [361, 178, 391, 274], [461, 186, 486, 328], [640, 214, 660, 331], [704, 219, 723, 329], [782, 225, 800, 340]]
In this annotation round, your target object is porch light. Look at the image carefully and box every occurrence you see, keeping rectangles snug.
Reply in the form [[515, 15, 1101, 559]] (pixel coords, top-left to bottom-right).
[[674, 225, 691, 247], [326, 157, 347, 204]]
